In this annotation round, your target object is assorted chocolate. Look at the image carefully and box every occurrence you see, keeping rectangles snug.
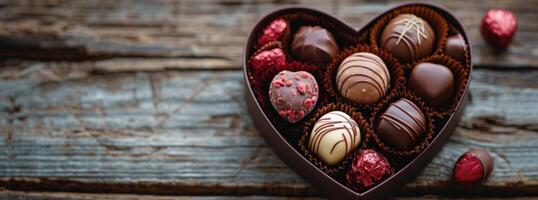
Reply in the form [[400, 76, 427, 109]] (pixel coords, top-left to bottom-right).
[[269, 70, 318, 123], [309, 111, 361, 166], [380, 14, 435, 63], [258, 18, 288, 47], [445, 34, 466, 62], [346, 149, 394, 190], [481, 9, 517, 49], [248, 5, 472, 193], [453, 148, 494, 183], [375, 98, 426, 151], [408, 62, 454, 108], [250, 48, 286, 73], [336, 52, 390, 105], [292, 26, 339, 64]]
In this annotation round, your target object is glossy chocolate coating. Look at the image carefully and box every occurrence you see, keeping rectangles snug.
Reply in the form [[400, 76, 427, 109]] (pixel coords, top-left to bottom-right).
[[309, 111, 361, 166], [408, 62, 454, 108], [269, 70, 318, 123], [336, 52, 390, 104], [291, 26, 339, 64], [445, 33, 467, 62], [380, 14, 435, 63], [376, 98, 426, 151], [468, 148, 494, 180]]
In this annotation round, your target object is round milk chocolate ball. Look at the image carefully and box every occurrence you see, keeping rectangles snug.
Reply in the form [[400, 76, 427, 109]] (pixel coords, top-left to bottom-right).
[[380, 14, 435, 63], [336, 52, 390, 104], [408, 62, 454, 108], [291, 26, 339, 64], [376, 98, 426, 151]]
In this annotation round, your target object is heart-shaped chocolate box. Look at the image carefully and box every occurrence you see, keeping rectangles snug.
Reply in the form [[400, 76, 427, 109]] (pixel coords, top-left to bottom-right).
[[243, 2, 472, 199]]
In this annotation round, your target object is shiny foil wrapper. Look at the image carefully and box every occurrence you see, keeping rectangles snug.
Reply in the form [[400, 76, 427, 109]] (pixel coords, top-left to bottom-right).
[[453, 148, 494, 183], [250, 48, 286, 73], [481, 9, 517, 49], [258, 18, 288, 47], [346, 149, 394, 190]]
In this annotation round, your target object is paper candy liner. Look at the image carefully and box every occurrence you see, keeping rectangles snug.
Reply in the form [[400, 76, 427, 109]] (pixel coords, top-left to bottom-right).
[[369, 90, 436, 157], [323, 44, 405, 112], [299, 102, 373, 175], [408, 55, 469, 118], [356, 29, 370, 44], [249, 59, 326, 140], [369, 5, 449, 63]]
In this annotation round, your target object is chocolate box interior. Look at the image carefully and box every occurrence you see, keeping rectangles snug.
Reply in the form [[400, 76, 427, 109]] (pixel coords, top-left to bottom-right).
[[243, 2, 472, 200]]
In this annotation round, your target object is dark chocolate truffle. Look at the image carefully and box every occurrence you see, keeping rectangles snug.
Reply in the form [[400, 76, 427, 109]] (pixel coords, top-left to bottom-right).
[[408, 62, 454, 108], [336, 52, 390, 104], [380, 14, 435, 63], [269, 70, 318, 123], [309, 111, 361, 166], [445, 33, 467, 62], [453, 148, 494, 183], [376, 98, 426, 151], [291, 26, 339, 64]]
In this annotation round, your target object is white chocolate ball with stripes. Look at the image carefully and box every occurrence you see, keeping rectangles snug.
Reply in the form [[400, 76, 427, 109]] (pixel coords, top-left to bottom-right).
[[308, 111, 361, 166], [336, 52, 390, 104]]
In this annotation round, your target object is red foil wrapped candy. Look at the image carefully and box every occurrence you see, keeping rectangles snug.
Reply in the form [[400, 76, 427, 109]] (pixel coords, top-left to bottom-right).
[[346, 149, 394, 191], [481, 9, 517, 49], [258, 18, 288, 47], [249, 48, 286, 73], [453, 148, 494, 184]]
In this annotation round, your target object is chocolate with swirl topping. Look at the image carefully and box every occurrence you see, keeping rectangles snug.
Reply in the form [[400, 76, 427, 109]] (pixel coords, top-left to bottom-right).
[[309, 111, 361, 166], [375, 98, 426, 151], [380, 14, 435, 63]]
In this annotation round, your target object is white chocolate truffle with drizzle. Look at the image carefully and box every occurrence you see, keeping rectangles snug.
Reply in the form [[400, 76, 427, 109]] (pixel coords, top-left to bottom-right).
[[308, 111, 361, 166]]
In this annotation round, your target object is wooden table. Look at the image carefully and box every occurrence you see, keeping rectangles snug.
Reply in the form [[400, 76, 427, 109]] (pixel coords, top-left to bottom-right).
[[0, 0, 537, 199]]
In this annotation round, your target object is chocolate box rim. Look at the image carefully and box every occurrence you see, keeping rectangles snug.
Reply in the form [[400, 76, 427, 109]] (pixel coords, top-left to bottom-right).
[[242, 2, 472, 199]]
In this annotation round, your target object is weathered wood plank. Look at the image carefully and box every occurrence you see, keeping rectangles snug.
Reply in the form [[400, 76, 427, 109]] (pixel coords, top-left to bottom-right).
[[0, 68, 537, 197], [0, 0, 536, 199], [0, 191, 324, 200], [1, 190, 537, 200], [0, 0, 536, 68]]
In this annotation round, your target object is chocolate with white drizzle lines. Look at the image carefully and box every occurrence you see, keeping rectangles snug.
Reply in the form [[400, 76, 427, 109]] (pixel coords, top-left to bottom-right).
[[309, 111, 361, 166], [380, 14, 435, 63], [375, 98, 426, 151]]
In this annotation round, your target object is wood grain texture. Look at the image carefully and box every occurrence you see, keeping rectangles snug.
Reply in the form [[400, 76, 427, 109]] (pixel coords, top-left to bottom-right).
[[1, 190, 537, 200], [0, 191, 324, 200], [0, 0, 536, 68], [0, 67, 537, 197], [0, 0, 537, 199]]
